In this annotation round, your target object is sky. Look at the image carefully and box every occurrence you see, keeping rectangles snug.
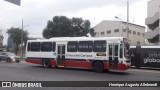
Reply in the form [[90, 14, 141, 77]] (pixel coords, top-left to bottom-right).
[[0, 0, 148, 45]]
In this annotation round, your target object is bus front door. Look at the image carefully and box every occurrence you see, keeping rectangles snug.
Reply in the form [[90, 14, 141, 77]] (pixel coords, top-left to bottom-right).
[[57, 45, 66, 67], [108, 44, 119, 69]]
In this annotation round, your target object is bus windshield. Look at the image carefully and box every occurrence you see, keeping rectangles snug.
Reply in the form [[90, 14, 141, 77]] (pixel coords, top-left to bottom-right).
[[124, 42, 130, 59]]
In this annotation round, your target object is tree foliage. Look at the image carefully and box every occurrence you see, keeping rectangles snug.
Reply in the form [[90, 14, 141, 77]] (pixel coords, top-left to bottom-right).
[[43, 16, 95, 38], [7, 27, 28, 54], [89, 28, 96, 37]]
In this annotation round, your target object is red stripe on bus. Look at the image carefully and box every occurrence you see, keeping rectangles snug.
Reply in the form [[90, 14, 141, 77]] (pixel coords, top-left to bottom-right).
[[109, 64, 129, 70], [118, 64, 129, 70], [25, 59, 42, 64], [50, 59, 57, 66], [103, 62, 109, 69], [25, 59, 129, 70], [64, 60, 92, 69]]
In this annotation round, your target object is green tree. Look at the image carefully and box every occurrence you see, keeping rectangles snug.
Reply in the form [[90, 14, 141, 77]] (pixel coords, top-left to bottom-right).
[[89, 28, 96, 37], [43, 16, 72, 38], [7, 27, 28, 54], [43, 16, 95, 38]]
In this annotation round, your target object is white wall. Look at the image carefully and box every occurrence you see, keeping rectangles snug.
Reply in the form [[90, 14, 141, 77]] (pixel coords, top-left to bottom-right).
[[147, 0, 160, 17]]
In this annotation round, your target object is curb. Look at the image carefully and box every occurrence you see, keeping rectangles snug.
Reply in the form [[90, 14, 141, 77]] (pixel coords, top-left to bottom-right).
[[130, 66, 160, 71]]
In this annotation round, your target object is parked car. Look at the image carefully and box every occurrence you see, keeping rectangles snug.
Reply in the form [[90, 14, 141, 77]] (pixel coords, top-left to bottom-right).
[[0, 52, 20, 63]]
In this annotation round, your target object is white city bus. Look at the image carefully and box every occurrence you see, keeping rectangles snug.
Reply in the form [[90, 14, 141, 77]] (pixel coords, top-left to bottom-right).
[[25, 37, 130, 72]]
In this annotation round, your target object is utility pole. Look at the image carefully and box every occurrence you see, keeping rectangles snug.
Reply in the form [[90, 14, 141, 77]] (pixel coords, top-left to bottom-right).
[[21, 19, 23, 59], [127, 0, 129, 42]]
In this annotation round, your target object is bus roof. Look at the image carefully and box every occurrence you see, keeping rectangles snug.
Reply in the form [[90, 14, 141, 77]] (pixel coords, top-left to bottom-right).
[[27, 37, 124, 42]]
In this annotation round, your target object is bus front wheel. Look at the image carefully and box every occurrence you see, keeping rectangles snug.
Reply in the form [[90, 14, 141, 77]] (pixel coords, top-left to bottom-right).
[[93, 61, 104, 73]]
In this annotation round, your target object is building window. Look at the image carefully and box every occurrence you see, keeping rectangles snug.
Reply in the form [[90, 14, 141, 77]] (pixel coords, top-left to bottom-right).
[[67, 41, 78, 52], [114, 29, 119, 33], [133, 31, 136, 35], [107, 30, 111, 34], [137, 32, 141, 35], [123, 29, 126, 32], [101, 32, 105, 35], [129, 30, 132, 34]]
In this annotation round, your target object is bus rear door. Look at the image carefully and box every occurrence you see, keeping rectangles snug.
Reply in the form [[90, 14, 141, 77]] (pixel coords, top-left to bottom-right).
[[108, 43, 119, 69], [57, 44, 66, 67]]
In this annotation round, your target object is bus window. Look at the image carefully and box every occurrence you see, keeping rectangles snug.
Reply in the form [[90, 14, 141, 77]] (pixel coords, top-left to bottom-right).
[[114, 45, 118, 56], [109, 45, 112, 56], [67, 41, 78, 52], [27, 42, 31, 51], [78, 41, 93, 52], [41, 42, 52, 52], [124, 43, 130, 59], [31, 42, 41, 51], [120, 44, 123, 58], [52, 42, 56, 52], [93, 41, 106, 52]]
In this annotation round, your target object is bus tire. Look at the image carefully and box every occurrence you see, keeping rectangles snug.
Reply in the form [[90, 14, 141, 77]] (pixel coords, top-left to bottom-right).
[[93, 61, 104, 73], [42, 59, 51, 68]]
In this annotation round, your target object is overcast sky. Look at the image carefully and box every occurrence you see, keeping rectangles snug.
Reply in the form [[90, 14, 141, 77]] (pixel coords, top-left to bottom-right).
[[0, 0, 148, 45]]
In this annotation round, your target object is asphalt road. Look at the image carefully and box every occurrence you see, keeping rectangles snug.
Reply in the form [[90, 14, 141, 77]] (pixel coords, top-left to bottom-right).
[[0, 61, 159, 90]]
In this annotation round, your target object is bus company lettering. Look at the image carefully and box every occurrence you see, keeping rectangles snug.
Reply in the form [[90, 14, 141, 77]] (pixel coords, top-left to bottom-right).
[[148, 53, 160, 58], [66, 54, 93, 57], [143, 53, 160, 63], [143, 58, 160, 63]]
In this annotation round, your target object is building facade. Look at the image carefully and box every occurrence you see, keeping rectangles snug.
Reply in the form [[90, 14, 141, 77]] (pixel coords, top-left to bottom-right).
[[145, 0, 160, 45], [94, 20, 145, 45]]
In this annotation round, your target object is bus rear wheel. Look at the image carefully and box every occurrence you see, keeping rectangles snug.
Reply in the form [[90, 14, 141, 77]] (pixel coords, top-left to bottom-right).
[[93, 61, 104, 73], [42, 59, 51, 68]]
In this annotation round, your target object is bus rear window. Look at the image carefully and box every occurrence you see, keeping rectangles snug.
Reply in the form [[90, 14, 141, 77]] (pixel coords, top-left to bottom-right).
[[27, 42, 31, 51]]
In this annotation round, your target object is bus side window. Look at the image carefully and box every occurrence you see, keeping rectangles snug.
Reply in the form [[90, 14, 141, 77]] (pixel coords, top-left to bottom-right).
[[67, 41, 78, 52], [93, 41, 106, 52], [41, 42, 52, 52], [52, 42, 56, 52], [78, 41, 93, 52], [31, 42, 41, 51], [27, 42, 31, 51]]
